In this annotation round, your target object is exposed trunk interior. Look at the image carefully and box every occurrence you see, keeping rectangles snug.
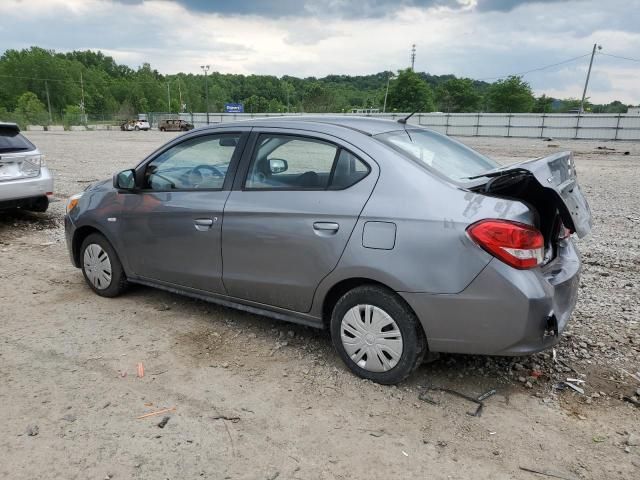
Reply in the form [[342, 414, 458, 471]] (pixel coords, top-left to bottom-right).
[[471, 171, 564, 263]]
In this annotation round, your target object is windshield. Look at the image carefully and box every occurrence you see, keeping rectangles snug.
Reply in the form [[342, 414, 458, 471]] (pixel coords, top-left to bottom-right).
[[0, 127, 35, 154], [375, 129, 499, 181]]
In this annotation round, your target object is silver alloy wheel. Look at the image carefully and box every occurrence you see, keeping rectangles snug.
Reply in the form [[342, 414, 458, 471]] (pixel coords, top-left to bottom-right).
[[83, 243, 112, 290], [340, 304, 404, 372]]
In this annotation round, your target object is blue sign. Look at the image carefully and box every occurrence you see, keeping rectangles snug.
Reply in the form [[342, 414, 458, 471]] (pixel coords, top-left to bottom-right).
[[224, 103, 244, 113]]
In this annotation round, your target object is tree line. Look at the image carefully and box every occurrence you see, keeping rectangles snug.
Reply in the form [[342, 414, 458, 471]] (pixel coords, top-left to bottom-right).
[[0, 47, 633, 126]]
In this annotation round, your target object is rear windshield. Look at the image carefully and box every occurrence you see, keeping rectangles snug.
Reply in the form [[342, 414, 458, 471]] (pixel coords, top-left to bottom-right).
[[375, 129, 499, 181], [0, 127, 35, 154]]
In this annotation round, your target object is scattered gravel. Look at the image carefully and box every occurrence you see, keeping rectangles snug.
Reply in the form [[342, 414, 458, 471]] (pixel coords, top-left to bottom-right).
[[1, 131, 639, 479]]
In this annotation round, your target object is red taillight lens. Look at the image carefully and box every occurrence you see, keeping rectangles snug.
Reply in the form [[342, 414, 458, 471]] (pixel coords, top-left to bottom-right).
[[467, 219, 544, 269]]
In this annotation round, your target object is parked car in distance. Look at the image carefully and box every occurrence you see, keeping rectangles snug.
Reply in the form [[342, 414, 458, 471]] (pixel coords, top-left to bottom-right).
[[0, 122, 53, 212], [159, 119, 194, 132], [120, 119, 150, 131], [64, 117, 591, 384]]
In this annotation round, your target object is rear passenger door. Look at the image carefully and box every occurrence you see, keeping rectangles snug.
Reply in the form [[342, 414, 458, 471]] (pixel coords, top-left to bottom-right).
[[222, 129, 378, 312]]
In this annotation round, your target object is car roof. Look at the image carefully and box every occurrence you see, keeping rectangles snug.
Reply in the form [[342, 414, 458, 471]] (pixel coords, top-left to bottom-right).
[[0, 122, 20, 133], [199, 116, 409, 136]]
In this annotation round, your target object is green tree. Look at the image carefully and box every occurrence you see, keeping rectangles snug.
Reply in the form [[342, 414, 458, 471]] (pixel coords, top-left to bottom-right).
[[435, 78, 481, 112], [244, 95, 270, 112], [15, 91, 48, 124], [387, 69, 435, 112], [532, 94, 554, 113], [604, 100, 629, 113], [556, 98, 590, 113], [63, 104, 83, 127], [486, 76, 535, 113], [302, 82, 335, 112]]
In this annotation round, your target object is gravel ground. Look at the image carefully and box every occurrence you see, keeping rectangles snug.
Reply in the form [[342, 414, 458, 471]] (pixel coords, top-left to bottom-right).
[[1, 130, 639, 479]]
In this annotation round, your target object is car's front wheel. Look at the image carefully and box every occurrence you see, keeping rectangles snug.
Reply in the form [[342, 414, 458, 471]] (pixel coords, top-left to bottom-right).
[[330, 285, 427, 384], [80, 233, 128, 297]]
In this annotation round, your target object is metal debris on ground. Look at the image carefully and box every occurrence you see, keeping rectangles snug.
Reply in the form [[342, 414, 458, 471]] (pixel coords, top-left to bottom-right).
[[157, 416, 170, 428], [211, 415, 241, 423], [622, 396, 640, 408], [620, 368, 640, 383], [519, 465, 580, 480], [418, 386, 496, 417], [554, 380, 585, 395]]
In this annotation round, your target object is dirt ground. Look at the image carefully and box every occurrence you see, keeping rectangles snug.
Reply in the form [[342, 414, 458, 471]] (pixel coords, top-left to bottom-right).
[[1, 130, 639, 480]]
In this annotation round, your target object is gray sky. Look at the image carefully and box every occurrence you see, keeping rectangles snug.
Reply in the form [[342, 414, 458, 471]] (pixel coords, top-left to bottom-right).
[[1, 0, 638, 103]]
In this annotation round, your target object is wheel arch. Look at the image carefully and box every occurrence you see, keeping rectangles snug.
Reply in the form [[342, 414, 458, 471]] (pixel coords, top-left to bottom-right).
[[321, 277, 420, 329], [72, 225, 109, 267]]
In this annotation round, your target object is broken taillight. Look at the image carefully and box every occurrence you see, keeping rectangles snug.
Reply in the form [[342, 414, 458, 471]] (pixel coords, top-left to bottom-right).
[[467, 219, 544, 270]]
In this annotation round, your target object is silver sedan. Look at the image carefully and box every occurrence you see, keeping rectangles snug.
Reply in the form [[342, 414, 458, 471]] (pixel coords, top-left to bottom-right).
[[64, 116, 591, 384]]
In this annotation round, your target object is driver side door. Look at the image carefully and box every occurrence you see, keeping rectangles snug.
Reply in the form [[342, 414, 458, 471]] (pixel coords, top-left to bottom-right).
[[118, 130, 248, 293]]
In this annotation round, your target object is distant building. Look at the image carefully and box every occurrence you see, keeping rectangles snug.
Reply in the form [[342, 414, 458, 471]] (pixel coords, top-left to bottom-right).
[[628, 107, 640, 115]]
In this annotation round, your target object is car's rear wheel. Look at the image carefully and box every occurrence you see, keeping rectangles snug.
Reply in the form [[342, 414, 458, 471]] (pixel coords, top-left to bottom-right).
[[80, 233, 128, 297], [330, 285, 427, 384], [160, 127, 165, 132]]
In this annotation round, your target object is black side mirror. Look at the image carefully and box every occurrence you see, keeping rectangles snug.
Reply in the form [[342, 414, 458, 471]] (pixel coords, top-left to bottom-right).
[[114, 169, 136, 190], [269, 158, 288, 174]]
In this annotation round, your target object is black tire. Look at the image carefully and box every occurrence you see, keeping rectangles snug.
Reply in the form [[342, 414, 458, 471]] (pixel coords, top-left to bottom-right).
[[160, 127, 166, 132], [80, 233, 128, 298], [134, 126, 140, 131], [330, 285, 427, 385]]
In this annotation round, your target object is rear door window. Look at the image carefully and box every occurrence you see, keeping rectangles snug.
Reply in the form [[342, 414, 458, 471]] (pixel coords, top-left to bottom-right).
[[0, 127, 35, 153], [244, 134, 369, 190]]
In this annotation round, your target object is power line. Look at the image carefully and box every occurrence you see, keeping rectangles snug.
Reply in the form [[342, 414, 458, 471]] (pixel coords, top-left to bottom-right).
[[598, 52, 640, 63], [477, 52, 592, 81]]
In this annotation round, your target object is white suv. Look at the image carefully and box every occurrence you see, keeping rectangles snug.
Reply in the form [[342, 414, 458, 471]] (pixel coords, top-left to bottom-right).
[[0, 123, 53, 212], [120, 119, 150, 131]]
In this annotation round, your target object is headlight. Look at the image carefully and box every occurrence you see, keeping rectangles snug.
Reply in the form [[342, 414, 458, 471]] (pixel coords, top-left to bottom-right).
[[66, 193, 83, 214]]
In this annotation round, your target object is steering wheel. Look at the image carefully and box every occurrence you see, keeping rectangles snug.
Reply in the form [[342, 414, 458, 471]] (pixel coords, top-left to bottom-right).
[[191, 164, 224, 178]]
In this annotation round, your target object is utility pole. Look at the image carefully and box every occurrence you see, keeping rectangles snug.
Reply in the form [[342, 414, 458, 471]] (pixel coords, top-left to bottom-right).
[[178, 81, 184, 112], [580, 43, 601, 113], [80, 72, 86, 123], [167, 82, 171, 112], [44, 80, 53, 124], [200, 65, 210, 124], [411, 44, 416, 71]]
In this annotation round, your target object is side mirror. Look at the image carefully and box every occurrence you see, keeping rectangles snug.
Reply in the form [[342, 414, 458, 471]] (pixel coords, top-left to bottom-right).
[[114, 169, 136, 190], [269, 158, 288, 174]]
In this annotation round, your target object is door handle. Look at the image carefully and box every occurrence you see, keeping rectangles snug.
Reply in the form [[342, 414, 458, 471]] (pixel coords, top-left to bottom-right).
[[313, 222, 339, 232], [194, 218, 214, 231]]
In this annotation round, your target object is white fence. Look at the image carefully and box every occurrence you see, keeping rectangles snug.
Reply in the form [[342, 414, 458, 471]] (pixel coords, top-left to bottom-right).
[[147, 112, 640, 141]]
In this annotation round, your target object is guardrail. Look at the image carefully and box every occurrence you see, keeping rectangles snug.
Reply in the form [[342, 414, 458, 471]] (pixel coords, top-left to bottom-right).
[[145, 112, 640, 141]]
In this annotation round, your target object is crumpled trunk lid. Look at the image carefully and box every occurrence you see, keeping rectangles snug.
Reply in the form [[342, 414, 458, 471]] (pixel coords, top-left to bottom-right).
[[474, 151, 592, 238], [0, 154, 42, 182]]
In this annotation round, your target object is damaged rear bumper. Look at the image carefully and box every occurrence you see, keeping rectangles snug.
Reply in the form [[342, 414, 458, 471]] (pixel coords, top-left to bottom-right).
[[400, 239, 581, 356]]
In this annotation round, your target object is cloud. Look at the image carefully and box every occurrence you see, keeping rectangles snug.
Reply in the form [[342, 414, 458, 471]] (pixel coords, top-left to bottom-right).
[[474, 0, 574, 12], [0, 0, 638, 104], [124, 0, 471, 18]]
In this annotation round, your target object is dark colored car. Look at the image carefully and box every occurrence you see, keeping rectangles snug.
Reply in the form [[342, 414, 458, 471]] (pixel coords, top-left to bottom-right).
[[159, 119, 194, 132]]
